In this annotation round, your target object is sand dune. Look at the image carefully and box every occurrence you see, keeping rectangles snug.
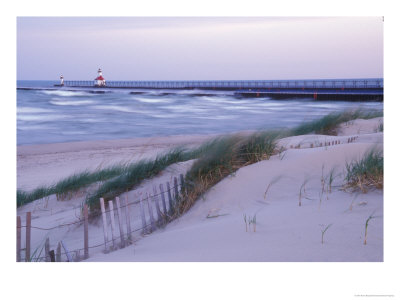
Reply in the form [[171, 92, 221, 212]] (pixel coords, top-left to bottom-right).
[[17, 118, 383, 262]]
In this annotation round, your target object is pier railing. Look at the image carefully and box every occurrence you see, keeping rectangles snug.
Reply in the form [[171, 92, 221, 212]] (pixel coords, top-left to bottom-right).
[[64, 78, 383, 89]]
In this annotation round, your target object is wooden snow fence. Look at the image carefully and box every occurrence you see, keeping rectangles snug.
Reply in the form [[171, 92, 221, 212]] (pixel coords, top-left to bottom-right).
[[99, 175, 187, 253], [17, 174, 187, 262], [17, 205, 90, 262]]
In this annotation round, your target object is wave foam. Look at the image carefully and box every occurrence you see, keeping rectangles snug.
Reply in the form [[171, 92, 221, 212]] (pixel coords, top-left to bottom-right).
[[41, 90, 93, 97], [50, 99, 96, 106], [18, 107, 54, 114]]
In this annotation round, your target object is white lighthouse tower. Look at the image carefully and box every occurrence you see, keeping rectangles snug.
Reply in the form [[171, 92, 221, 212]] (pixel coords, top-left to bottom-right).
[[94, 68, 106, 87], [60, 75, 64, 86]]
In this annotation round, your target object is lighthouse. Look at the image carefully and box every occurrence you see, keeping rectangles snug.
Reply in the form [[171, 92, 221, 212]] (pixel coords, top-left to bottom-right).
[[94, 68, 106, 87], [60, 75, 64, 86]]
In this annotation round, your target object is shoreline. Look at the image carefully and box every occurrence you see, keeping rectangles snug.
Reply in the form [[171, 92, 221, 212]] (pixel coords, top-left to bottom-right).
[[17, 133, 220, 156], [17, 133, 220, 191]]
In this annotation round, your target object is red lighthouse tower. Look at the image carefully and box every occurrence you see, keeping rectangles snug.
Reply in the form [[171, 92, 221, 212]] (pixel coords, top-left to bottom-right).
[[94, 68, 106, 87]]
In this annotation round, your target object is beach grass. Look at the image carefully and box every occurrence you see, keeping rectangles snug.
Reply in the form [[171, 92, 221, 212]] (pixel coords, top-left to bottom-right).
[[344, 148, 383, 192], [178, 132, 278, 215], [17, 148, 196, 208], [85, 148, 192, 212], [290, 109, 382, 136], [17, 164, 130, 207]]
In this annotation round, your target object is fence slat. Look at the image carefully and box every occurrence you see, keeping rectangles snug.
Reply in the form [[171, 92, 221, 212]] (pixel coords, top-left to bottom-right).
[[83, 204, 89, 259], [115, 197, 126, 248], [166, 182, 174, 214], [108, 200, 117, 250], [60, 240, 72, 262], [49, 250, 55, 262], [180, 174, 185, 193], [25, 212, 31, 262], [146, 192, 156, 232], [74, 250, 81, 262], [139, 195, 147, 235], [153, 186, 162, 225], [159, 184, 168, 217], [100, 198, 109, 252], [17, 216, 21, 262], [174, 177, 179, 209], [124, 195, 132, 242], [56, 242, 61, 262], [179, 173, 186, 199], [45, 237, 50, 262]]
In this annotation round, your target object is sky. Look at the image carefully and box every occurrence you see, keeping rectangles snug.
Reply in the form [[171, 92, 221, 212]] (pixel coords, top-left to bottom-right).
[[17, 17, 383, 81]]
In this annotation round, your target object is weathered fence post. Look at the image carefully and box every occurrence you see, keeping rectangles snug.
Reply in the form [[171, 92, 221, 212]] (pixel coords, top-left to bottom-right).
[[174, 177, 179, 200], [74, 250, 81, 262], [180, 174, 185, 197], [146, 192, 156, 232], [83, 204, 89, 259], [139, 195, 147, 235], [25, 212, 31, 262], [123, 195, 132, 242], [166, 182, 174, 214], [100, 198, 109, 252], [49, 250, 55, 262], [60, 240, 72, 262], [56, 242, 61, 262], [152, 186, 162, 225], [115, 197, 126, 248], [173, 177, 179, 212], [45, 237, 50, 262], [108, 200, 117, 250], [159, 184, 168, 217], [17, 216, 21, 262]]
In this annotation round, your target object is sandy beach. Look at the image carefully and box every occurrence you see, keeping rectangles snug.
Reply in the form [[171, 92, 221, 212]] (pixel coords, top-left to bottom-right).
[[17, 134, 215, 191], [17, 117, 383, 262]]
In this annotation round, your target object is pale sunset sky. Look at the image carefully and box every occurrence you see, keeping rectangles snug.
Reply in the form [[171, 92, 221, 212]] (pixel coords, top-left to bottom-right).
[[17, 17, 383, 81]]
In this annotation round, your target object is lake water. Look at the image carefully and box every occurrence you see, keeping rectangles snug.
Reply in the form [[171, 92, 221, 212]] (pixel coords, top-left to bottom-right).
[[17, 80, 383, 145]]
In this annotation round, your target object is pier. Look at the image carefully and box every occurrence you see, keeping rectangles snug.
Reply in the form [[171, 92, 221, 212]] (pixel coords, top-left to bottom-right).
[[63, 78, 383, 101]]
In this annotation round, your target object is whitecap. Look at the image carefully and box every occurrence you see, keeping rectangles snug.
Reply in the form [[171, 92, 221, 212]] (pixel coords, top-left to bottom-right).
[[50, 99, 96, 106], [133, 97, 168, 104], [93, 105, 153, 114], [194, 115, 236, 120], [18, 125, 53, 131], [17, 107, 54, 114], [163, 105, 210, 113], [41, 90, 93, 97], [17, 114, 68, 121]]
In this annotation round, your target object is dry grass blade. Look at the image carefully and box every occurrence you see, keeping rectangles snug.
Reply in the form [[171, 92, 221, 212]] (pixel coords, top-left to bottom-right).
[[364, 213, 376, 245], [320, 223, 333, 244], [264, 175, 283, 200]]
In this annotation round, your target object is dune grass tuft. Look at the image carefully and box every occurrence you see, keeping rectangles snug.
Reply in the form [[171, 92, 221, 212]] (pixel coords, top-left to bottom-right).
[[17, 147, 197, 208], [344, 149, 383, 192], [17, 164, 130, 207], [178, 132, 278, 216], [17, 187, 52, 207], [85, 148, 192, 213], [290, 109, 382, 136]]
